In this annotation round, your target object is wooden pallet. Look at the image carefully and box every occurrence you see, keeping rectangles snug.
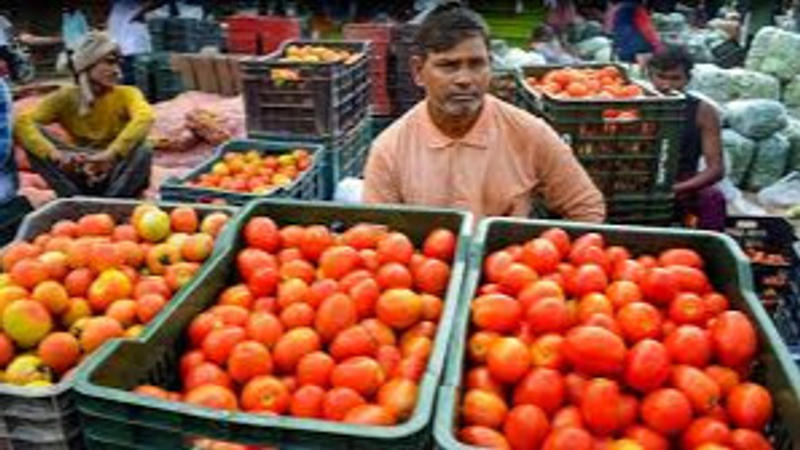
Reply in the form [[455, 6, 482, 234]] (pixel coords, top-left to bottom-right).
[[169, 53, 244, 96]]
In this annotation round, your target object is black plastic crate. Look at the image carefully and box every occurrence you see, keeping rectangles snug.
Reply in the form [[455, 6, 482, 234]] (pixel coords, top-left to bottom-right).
[[159, 139, 325, 205], [250, 117, 372, 199], [148, 18, 222, 53], [240, 40, 372, 137], [711, 40, 746, 69], [514, 64, 685, 198], [0, 197, 32, 247]]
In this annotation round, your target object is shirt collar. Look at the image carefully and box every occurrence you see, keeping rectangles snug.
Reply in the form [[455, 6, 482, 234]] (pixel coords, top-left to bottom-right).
[[421, 95, 493, 150]]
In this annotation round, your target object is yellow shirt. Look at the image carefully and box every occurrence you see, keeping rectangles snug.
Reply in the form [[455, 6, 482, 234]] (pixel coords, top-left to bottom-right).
[[14, 85, 155, 159]]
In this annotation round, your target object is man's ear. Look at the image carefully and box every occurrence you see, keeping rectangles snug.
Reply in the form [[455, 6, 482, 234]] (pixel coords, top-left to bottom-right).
[[410, 54, 425, 88]]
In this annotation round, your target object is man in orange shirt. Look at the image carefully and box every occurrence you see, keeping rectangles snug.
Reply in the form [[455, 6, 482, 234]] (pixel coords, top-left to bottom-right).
[[364, 3, 605, 221]]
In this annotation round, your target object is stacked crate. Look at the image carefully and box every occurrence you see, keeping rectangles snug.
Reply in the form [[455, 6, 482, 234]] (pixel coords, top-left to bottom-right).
[[390, 23, 425, 116], [148, 17, 222, 53], [241, 40, 373, 199], [343, 23, 394, 115], [224, 15, 302, 55], [132, 52, 183, 102]]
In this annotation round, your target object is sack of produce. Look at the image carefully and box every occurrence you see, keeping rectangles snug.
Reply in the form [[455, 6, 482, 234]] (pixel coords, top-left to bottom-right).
[[745, 26, 779, 71], [689, 64, 732, 103], [728, 69, 780, 101], [747, 133, 790, 191], [725, 99, 788, 140], [574, 37, 612, 60], [746, 27, 800, 82], [781, 118, 800, 172], [722, 129, 756, 186]]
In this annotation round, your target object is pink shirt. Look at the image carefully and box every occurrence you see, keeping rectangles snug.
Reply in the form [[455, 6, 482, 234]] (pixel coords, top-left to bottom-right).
[[363, 95, 606, 222]]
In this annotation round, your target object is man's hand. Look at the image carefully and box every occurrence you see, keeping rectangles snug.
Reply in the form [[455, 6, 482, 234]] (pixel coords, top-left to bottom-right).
[[86, 150, 117, 165], [84, 150, 116, 186]]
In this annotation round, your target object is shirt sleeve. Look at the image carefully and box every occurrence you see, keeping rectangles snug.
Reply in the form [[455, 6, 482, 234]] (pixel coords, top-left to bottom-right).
[[13, 88, 69, 160], [634, 6, 663, 50], [363, 139, 403, 204], [0, 79, 17, 202], [107, 87, 155, 157], [532, 122, 607, 223]]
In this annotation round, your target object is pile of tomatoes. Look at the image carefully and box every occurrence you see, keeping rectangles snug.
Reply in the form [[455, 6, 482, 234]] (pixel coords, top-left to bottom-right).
[[133, 217, 458, 427], [526, 66, 645, 100], [457, 228, 774, 450]]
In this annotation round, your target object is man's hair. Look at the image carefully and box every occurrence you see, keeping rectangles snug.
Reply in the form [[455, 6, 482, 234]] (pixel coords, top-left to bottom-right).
[[648, 45, 695, 77], [415, 2, 490, 58]]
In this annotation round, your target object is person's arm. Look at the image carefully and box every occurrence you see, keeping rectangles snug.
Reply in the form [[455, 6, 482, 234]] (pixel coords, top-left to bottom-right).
[[104, 87, 155, 159], [363, 140, 403, 204], [634, 6, 663, 51], [674, 102, 724, 195], [130, 0, 175, 22], [534, 122, 606, 223], [13, 88, 69, 161], [0, 78, 17, 202]]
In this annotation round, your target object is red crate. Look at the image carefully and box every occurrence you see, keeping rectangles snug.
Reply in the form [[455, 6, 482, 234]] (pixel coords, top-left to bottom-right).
[[343, 23, 393, 45], [224, 15, 301, 55], [344, 23, 394, 115]]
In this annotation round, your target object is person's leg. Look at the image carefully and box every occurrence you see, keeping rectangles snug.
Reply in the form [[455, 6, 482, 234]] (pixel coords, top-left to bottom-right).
[[25, 150, 85, 197], [103, 144, 152, 198], [695, 185, 726, 231]]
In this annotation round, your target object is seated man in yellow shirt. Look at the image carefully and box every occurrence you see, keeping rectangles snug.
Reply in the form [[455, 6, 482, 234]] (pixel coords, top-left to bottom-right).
[[15, 31, 154, 197]]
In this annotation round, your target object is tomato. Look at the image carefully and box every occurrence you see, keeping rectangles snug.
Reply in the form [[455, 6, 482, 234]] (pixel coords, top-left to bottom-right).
[[272, 327, 321, 373], [343, 404, 396, 425], [323, 387, 366, 421], [245, 311, 283, 349], [185, 384, 238, 411], [577, 293, 614, 323], [484, 250, 515, 284], [570, 245, 611, 275], [227, 341, 273, 384], [471, 294, 522, 333], [466, 366, 505, 397], [552, 406, 583, 429], [486, 337, 530, 383], [730, 429, 772, 450], [658, 248, 704, 269], [640, 388, 693, 436], [188, 312, 223, 348], [541, 427, 594, 450], [295, 351, 335, 388], [565, 373, 588, 405], [605, 281, 642, 309], [582, 313, 623, 335], [640, 268, 679, 305], [423, 228, 456, 262], [624, 425, 670, 450], [243, 218, 281, 253], [280, 302, 315, 329], [499, 263, 539, 296], [468, 331, 500, 364], [299, 225, 334, 262], [280, 259, 316, 284], [664, 325, 712, 367], [377, 378, 418, 420], [202, 326, 246, 365], [669, 292, 708, 325], [710, 311, 757, 369], [330, 356, 385, 397], [682, 417, 731, 449], [704, 366, 741, 396], [606, 246, 631, 268], [727, 383, 773, 430], [617, 395, 639, 430], [413, 258, 450, 296], [458, 426, 511, 449], [290, 385, 325, 418], [669, 266, 711, 295], [237, 248, 277, 281], [563, 326, 627, 377], [572, 233, 605, 253], [315, 293, 357, 342], [672, 365, 722, 414], [581, 378, 621, 436], [462, 389, 508, 429], [503, 404, 550, 450], [376, 262, 413, 290], [531, 334, 566, 370], [527, 296, 570, 334], [703, 293, 730, 317], [520, 238, 561, 275], [613, 260, 646, 284], [518, 280, 565, 312], [541, 228, 571, 258], [570, 264, 608, 297], [512, 368, 565, 415], [624, 339, 670, 393], [184, 362, 232, 391], [240, 375, 290, 413]]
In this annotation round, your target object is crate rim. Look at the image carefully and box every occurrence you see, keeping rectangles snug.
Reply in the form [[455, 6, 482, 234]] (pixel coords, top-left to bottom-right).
[[74, 198, 475, 444], [433, 216, 800, 449]]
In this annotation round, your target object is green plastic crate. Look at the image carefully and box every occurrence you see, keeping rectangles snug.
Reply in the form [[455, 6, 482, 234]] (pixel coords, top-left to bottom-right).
[[434, 218, 800, 450], [0, 197, 235, 450], [159, 139, 326, 205], [514, 64, 685, 199], [74, 199, 473, 450], [251, 117, 372, 198], [0, 196, 32, 247]]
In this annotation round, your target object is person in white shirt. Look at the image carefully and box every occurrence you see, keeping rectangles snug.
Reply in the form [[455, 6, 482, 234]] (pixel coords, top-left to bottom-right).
[[108, 0, 153, 85]]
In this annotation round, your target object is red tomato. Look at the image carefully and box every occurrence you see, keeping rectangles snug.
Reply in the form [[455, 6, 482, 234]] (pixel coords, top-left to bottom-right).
[[512, 368, 565, 416], [563, 326, 627, 377], [624, 339, 670, 393], [503, 404, 551, 450], [710, 311, 757, 369], [727, 383, 773, 430], [640, 388, 693, 436], [581, 378, 621, 436]]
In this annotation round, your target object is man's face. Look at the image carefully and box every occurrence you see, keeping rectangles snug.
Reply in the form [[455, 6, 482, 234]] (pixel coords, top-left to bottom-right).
[[649, 66, 689, 95], [412, 35, 491, 120], [88, 53, 121, 89]]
